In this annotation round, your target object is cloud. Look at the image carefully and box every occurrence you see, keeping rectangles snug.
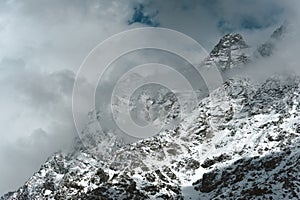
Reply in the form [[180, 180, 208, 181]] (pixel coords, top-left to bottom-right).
[[0, 59, 77, 193], [146, 0, 300, 81], [0, 0, 137, 73], [0, 0, 141, 194], [144, 0, 288, 48]]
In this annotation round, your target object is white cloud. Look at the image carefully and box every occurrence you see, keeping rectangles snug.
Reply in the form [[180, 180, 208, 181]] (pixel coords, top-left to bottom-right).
[[0, 0, 139, 194]]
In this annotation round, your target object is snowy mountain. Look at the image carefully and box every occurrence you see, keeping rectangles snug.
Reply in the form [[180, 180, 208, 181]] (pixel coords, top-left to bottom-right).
[[3, 76, 299, 200], [203, 33, 251, 71], [2, 26, 299, 200]]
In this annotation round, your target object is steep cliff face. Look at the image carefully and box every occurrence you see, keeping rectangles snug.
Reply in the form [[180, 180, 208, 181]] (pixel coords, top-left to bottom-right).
[[2, 25, 299, 200]]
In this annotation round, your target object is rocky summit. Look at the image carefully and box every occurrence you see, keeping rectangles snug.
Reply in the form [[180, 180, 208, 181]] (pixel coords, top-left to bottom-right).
[[2, 25, 299, 200], [203, 33, 251, 71]]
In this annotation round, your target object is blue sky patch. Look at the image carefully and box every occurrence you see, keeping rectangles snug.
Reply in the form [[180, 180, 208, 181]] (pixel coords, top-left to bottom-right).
[[128, 4, 159, 27]]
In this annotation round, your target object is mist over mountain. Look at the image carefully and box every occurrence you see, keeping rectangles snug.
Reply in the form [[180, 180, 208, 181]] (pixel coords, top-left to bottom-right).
[[0, 0, 300, 199], [2, 23, 300, 199]]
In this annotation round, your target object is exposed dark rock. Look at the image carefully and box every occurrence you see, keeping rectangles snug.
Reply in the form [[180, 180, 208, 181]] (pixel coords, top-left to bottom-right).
[[201, 154, 232, 168]]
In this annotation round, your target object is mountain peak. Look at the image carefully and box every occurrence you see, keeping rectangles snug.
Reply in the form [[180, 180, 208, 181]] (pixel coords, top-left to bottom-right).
[[211, 33, 248, 54], [203, 33, 250, 71]]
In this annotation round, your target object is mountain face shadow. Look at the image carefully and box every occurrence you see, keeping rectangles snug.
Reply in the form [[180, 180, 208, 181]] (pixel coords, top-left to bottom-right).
[[190, 144, 300, 200]]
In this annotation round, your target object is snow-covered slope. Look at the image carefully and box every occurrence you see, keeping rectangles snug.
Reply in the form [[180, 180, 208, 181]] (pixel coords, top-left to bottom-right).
[[2, 76, 299, 200]]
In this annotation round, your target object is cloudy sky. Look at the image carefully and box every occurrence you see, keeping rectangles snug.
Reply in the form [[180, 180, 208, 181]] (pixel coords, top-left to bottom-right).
[[0, 0, 299, 195]]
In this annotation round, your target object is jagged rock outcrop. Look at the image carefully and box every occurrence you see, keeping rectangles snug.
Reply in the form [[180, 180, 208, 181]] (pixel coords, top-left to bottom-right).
[[193, 146, 300, 199]]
